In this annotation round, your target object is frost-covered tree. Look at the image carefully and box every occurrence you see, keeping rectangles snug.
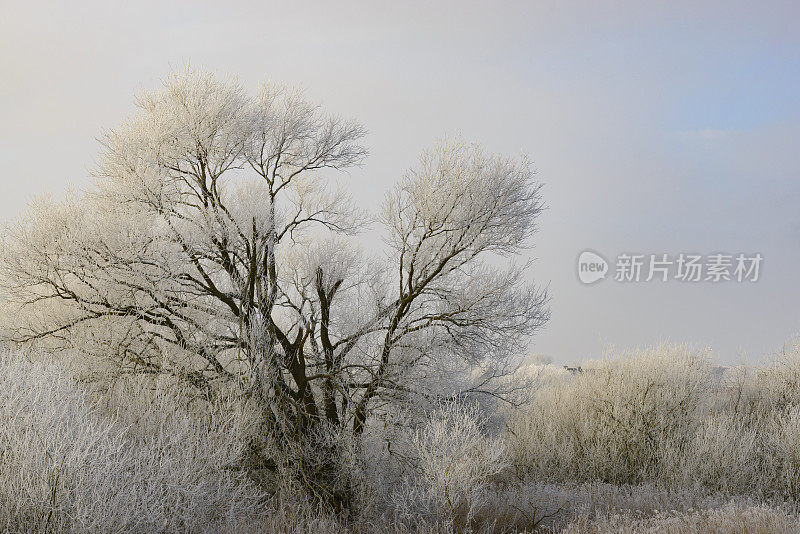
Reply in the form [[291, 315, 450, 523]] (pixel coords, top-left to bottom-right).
[[0, 69, 548, 454]]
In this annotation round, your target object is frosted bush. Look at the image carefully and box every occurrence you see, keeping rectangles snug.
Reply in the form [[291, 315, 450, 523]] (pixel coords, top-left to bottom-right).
[[506, 341, 800, 502], [408, 403, 508, 531], [671, 413, 763, 494], [0, 350, 266, 533], [561, 502, 800, 534], [508, 345, 714, 485], [768, 405, 800, 500]]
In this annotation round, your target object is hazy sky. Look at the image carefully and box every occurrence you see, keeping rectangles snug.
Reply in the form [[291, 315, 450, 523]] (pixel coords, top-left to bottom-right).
[[2, 1, 799, 364]]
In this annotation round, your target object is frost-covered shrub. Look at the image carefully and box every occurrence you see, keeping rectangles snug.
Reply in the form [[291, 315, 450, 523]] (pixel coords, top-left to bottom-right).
[[342, 402, 511, 532], [560, 503, 800, 534], [0, 350, 266, 533], [508, 345, 714, 485], [768, 405, 800, 500], [408, 403, 508, 531], [670, 412, 763, 494], [506, 341, 800, 501]]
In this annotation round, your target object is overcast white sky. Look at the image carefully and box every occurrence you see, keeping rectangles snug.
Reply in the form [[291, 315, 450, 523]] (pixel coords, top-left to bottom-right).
[[2, 1, 799, 364]]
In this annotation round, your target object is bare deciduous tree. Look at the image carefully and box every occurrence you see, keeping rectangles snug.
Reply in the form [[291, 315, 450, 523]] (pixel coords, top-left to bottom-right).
[[0, 69, 548, 502]]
